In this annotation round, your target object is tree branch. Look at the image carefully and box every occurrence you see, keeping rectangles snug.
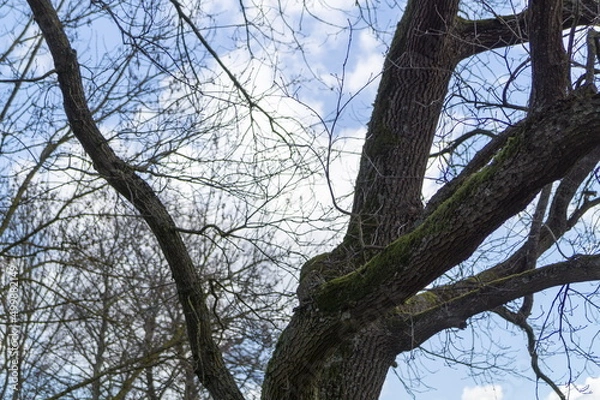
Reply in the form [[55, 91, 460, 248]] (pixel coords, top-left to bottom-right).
[[25, 1, 244, 399], [388, 255, 600, 353], [410, 145, 599, 324], [493, 306, 567, 400], [0, 69, 56, 83], [385, 143, 598, 356], [317, 94, 600, 317], [454, 0, 600, 60]]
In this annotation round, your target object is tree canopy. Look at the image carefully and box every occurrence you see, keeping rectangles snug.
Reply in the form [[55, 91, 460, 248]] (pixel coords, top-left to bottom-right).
[[1, 0, 600, 399]]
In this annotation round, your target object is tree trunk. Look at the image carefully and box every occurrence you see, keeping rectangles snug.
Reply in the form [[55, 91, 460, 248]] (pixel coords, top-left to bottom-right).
[[528, 0, 569, 108], [346, 0, 460, 250], [266, 1, 600, 398], [317, 325, 396, 400], [312, 1, 461, 396]]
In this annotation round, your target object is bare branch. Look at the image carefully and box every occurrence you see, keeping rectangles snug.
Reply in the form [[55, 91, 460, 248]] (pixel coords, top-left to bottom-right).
[[0, 69, 56, 83], [389, 255, 600, 352], [25, 0, 244, 398], [493, 306, 566, 400], [454, 0, 600, 60]]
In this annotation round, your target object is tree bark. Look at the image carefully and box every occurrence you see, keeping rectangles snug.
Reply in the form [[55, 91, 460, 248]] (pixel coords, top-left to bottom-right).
[[346, 0, 461, 251], [266, 1, 600, 398], [265, 91, 600, 400], [317, 325, 396, 400], [528, 0, 569, 108]]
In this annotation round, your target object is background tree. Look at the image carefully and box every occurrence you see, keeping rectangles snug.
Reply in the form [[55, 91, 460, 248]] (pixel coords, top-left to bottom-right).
[[1, 1, 314, 398], [1, 0, 600, 399]]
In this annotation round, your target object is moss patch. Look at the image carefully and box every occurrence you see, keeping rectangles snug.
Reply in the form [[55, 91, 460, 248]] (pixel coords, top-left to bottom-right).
[[314, 144, 512, 313]]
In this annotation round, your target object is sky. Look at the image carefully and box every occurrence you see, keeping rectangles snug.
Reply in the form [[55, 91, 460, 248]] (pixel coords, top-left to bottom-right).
[[1, 0, 598, 399], [235, 1, 599, 398], [381, 371, 600, 400], [455, 377, 600, 400]]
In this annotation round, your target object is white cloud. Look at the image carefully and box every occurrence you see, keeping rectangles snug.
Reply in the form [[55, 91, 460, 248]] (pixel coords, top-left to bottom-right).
[[462, 384, 504, 400], [346, 31, 384, 93], [545, 377, 600, 400]]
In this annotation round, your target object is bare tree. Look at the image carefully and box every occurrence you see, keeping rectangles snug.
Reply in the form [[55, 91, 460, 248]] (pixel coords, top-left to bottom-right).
[[2, 0, 600, 399], [1, 2, 302, 398]]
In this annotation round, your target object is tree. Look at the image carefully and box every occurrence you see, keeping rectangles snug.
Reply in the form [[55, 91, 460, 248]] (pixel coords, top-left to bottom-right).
[[2, 0, 600, 399], [1, 1, 299, 397]]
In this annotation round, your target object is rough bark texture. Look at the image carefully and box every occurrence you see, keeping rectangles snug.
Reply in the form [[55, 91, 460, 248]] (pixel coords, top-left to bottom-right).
[[347, 0, 460, 250], [317, 326, 396, 399], [25, 0, 600, 399], [266, 1, 600, 398], [528, 0, 569, 107]]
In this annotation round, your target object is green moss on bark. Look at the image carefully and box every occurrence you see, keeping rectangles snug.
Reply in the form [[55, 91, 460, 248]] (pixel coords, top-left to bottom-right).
[[314, 153, 506, 314]]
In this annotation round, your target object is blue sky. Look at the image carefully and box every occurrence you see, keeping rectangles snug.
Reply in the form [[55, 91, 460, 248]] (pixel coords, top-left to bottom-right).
[[2, 0, 599, 398]]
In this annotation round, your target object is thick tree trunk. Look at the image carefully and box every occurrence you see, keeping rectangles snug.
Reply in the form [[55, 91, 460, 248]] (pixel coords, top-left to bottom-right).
[[311, 1, 462, 396], [528, 0, 569, 108], [267, 2, 600, 398], [346, 0, 461, 250], [317, 326, 396, 400]]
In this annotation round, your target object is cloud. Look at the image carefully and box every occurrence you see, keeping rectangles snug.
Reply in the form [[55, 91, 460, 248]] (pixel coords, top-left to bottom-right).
[[346, 31, 384, 93], [461, 384, 504, 400], [545, 377, 600, 400]]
